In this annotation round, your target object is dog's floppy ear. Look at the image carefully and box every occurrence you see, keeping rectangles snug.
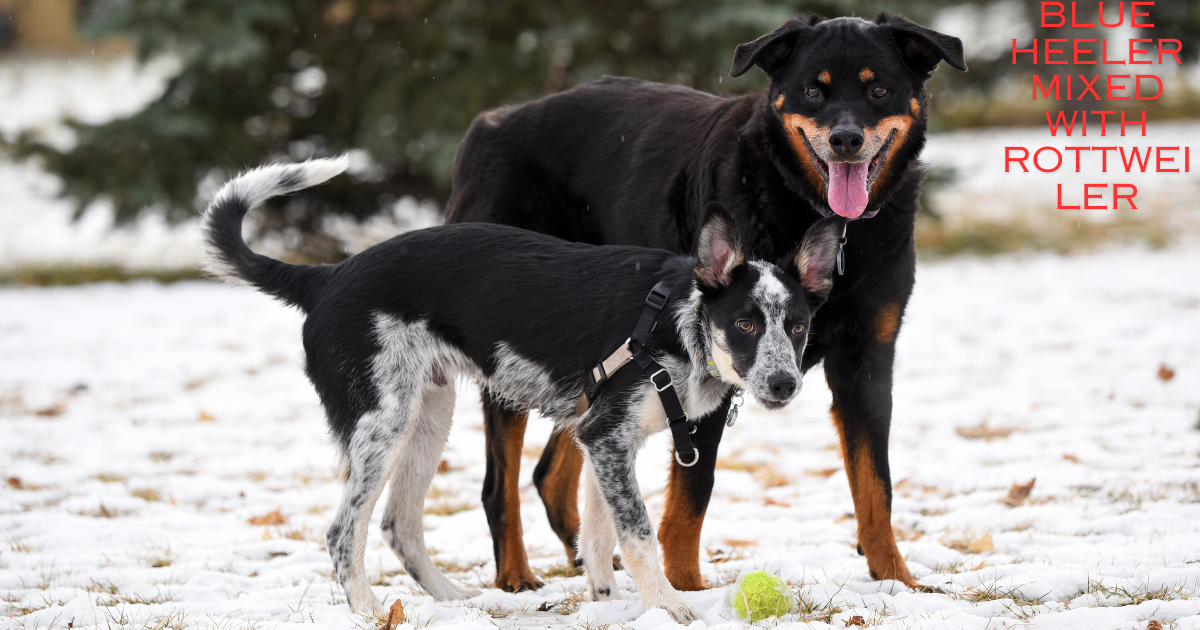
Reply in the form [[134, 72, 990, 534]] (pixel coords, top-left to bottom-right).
[[730, 16, 817, 78], [789, 217, 843, 305], [878, 13, 968, 75], [694, 203, 744, 290]]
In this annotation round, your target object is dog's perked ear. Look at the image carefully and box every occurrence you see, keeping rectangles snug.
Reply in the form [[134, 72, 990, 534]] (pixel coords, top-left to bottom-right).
[[729, 15, 819, 78], [878, 13, 968, 75], [789, 217, 844, 305], [694, 203, 744, 290]]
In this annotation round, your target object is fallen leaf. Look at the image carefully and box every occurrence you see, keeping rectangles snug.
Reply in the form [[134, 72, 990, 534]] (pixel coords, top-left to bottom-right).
[[248, 510, 288, 526], [1147, 621, 1163, 630], [966, 533, 994, 553], [1157, 364, 1175, 382], [379, 599, 405, 630], [1003, 478, 1036, 507], [197, 410, 215, 422], [536, 601, 552, 612], [6, 477, 22, 489], [723, 538, 758, 548], [805, 467, 841, 478], [437, 460, 450, 473], [1062, 454, 1080, 463], [763, 497, 791, 507], [845, 615, 865, 627], [970, 562, 994, 571], [955, 422, 1015, 441], [35, 403, 66, 417], [261, 529, 272, 540]]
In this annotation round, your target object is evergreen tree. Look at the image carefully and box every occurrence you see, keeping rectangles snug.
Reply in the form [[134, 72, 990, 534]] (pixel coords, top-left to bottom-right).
[[10, 0, 1197, 260]]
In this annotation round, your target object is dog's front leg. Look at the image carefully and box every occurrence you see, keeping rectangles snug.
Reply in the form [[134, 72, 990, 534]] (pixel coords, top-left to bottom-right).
[[824, 329, 920, 590], [579, 463, 619, 600], [578, 432, 702, 624]]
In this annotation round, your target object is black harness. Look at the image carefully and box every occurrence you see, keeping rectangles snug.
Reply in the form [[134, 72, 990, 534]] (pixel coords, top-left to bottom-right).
[[581, 281, 699, 467]]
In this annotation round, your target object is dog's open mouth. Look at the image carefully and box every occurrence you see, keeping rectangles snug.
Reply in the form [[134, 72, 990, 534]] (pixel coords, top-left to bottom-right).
[[801, 129, 895, 219]]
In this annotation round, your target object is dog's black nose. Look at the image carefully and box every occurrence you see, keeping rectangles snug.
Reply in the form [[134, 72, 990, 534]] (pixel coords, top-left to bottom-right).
[[828, 126, 864, 157], [768, 374, 797, 398]]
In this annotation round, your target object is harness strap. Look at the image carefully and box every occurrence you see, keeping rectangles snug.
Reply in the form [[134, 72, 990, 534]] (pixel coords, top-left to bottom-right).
[[576, 281, 699, 467]]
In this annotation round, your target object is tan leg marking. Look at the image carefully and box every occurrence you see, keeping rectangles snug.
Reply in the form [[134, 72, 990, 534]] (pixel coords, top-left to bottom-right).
[[831, 406, 919, 589], [875, 302, 902, 345], [493, 411, 543, 592], [659, 453, 707, 591], [538, 429, 583, 564]]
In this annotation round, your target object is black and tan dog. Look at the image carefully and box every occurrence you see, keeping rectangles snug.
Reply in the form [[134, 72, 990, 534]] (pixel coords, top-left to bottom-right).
[[446, 13, 966, 592], [202, 157, 843, 622]]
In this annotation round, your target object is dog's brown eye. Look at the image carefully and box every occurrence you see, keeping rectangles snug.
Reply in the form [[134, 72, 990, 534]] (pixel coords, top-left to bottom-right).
[[792, 323, 804, 335], [871, 85, 888, 98], [805, 87, 821, 100], [736, 319, 754, 333]]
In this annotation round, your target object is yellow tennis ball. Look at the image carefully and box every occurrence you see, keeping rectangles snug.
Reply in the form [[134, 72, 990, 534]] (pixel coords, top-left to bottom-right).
[[729, 571, 794, 622]]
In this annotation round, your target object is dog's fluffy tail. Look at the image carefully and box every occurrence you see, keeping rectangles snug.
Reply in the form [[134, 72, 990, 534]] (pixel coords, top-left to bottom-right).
[[201, 156, 348, 310]]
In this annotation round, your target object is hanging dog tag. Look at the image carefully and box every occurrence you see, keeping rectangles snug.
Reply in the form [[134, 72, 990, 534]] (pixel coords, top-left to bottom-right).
[[836, 238, 846, 276], [726, 387, 744, 427]]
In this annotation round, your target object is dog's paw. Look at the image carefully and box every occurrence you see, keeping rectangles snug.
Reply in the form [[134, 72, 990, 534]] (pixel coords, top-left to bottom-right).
[[495, 572, 544, 593], [652, 597, 702, 625], [590, 582, 619, 602]]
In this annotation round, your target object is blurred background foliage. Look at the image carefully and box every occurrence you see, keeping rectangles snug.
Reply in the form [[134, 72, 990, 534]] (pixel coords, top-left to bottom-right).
[[5, 0, 1200, 260]]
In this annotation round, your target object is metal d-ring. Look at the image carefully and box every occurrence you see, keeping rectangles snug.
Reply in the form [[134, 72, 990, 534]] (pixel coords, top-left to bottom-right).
[[674, 448, 700, 467]]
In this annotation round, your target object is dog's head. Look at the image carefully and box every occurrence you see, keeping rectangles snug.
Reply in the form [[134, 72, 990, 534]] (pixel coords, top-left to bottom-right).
[[731, 13, 966, 220], [692, 205, 842, 409]]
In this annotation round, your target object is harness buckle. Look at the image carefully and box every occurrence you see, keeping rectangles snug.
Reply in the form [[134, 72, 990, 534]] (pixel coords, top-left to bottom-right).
[[674, 448, 700, 467], [649, 368, 673, 392], [644, 286, 669, 310]]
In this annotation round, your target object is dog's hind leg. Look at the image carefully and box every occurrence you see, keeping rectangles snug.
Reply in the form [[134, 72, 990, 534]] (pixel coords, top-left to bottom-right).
[[326, 405, 415, 618], [480, 390, 543, 592], [533, 427, 583, 566], [380, 380, 480, 600]]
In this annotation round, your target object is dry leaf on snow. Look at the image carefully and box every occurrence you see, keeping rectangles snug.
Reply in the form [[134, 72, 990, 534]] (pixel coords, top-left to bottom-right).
[[1157, 364, 1175, 382], [376, 599, 405, 630], [248, 510, 288, 526], [1003, 478, 1035, 507]]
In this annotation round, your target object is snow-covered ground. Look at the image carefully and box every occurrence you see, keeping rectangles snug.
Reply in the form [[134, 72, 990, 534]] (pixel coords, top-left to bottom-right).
[[2, 246, 1198, 630]]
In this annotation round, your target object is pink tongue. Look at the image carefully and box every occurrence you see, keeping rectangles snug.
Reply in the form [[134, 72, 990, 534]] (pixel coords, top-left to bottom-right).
[[827, 161, 870, 219]]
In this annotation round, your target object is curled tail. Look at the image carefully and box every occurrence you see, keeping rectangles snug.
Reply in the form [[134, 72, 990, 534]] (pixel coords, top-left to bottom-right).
[[202, 157, 348, 310]]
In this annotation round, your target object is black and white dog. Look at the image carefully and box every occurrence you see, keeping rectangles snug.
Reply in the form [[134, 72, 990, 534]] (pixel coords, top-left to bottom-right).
[[202, 157, 842, 623]]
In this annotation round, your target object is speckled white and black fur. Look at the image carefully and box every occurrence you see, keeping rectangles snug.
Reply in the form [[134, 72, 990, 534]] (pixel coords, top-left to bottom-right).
[[201, 158, 843, 622]]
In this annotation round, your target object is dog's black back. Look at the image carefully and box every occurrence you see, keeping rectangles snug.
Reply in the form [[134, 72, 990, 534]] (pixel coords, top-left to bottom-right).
[[304, 224, 685, 442]]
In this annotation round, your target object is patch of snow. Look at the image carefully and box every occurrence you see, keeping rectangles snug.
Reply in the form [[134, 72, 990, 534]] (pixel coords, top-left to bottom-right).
[[1, 246, 1198, 628]]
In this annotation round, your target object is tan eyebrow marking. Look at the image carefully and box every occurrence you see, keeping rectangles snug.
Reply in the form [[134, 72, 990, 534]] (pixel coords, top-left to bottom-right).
[[774, 94, 785, 109], [860, 68, 875, 82], [817, 70, 831, 85]]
